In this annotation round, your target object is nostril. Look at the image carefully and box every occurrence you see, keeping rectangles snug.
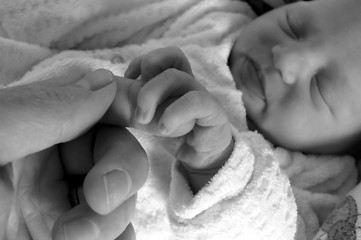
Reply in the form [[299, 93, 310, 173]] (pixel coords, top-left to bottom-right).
[[271, 45, 283, 70], [281, 69, 297, 85], [271, 45, 298, 85]]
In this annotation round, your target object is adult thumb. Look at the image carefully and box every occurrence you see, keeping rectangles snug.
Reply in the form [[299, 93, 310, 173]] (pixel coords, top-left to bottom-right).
[[0, 69, 117, 165]]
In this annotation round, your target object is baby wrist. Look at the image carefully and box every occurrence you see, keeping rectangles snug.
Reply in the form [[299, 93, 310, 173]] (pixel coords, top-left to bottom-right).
[[180, 138, 235, 193]]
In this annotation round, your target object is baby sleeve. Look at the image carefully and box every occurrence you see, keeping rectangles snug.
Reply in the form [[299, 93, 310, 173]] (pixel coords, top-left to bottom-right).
[[310, 182, 361, 240], [167, 129, 297, 240]]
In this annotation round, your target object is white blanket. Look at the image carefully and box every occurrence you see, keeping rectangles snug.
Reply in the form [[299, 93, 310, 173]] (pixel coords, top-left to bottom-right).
[[1, 0, 357, 239]]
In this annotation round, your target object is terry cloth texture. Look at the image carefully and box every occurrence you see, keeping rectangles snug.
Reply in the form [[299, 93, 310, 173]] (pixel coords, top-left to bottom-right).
[[1, 0, 357, 239]]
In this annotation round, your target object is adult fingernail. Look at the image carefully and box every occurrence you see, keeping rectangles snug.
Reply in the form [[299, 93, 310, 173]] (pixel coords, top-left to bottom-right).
[[63, 217, 99, 240], [76, 69, 114, 91], [103, 169, 131, 213]]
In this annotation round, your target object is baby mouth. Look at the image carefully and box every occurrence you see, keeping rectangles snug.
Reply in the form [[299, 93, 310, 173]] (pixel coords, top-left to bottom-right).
[[238, 56, 265, 100]]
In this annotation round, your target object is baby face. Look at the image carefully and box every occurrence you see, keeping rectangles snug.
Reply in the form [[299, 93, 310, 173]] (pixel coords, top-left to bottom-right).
[[229, 0, 361, 154]]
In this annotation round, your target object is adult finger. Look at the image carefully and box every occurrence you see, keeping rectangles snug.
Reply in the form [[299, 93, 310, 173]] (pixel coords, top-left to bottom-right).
[[0, 69, 117, 165], [124, 47, 193, 81], [135, 68, 204, 125], [100, 76, 179, 136], [52, 195, 136, 240], [60, 128, 96, 177], [57, 127, 140, 240], [101, 76, 143, 128], [83, 125, 149, 215], [60, 129, 95, 207]]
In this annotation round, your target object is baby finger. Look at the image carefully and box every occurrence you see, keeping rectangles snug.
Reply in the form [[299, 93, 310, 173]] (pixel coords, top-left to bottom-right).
[[124, 47, 193, 82], [135, 69, 204, 125], [124, 55, 143, 79], [158, 91, 223, 135]]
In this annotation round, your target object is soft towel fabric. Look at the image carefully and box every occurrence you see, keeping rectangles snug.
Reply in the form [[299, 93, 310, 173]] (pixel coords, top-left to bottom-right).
[[0, 0, 357, 239]]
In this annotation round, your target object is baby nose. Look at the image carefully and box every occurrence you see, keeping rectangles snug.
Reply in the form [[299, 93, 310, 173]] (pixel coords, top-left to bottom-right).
[[272, 44, 319, 85]]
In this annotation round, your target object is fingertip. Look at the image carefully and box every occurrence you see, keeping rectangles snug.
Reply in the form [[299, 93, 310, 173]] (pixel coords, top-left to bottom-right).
[[102, 169, 132, 213], [135, 91, 155, 125], [82, 171, 106, 215], [76, 69, 115, 91], [134, 106, 152, 125], [83, 174, 106, 215], [124, 58, 142, 79], [158, 121, 170, 135], [124, 67, 133, 79], [83, 167, 132, 215]]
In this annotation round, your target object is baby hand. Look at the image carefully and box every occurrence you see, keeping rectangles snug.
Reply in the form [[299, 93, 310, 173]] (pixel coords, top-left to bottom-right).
[[125, 47, 233, 175]]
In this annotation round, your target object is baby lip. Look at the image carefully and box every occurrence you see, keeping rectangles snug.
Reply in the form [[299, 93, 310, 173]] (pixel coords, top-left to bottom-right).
[[255, 66, 266, 100], [239, 56, 265, 100]]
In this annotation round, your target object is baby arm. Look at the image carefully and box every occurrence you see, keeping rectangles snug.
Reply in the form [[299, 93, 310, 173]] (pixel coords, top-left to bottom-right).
[[106, 47, 234, 193], [103, 48, 297, 239]]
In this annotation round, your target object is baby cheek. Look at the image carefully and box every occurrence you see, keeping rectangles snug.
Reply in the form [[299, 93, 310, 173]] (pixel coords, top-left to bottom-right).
[[256, 110, 308, 147]]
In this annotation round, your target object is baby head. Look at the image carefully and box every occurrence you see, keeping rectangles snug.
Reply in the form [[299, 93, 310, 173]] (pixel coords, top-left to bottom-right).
[[229, 0, 361, 155]]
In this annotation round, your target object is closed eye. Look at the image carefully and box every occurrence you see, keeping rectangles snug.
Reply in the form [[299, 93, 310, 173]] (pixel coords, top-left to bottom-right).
[[286, 11, 299, 39], [313, 75, 334, 115]]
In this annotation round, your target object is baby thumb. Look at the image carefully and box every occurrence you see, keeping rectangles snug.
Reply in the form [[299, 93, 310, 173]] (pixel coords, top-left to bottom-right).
[[0, 69, 117, 165]]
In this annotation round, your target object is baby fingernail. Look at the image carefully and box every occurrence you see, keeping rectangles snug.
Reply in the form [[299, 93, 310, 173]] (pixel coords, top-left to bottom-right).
[[159, 122, 169, 135], [103, 169, 131, 213], [76, 69, 114, 91], [63, 217, 99, 240], [124, 67, 133, 78], [135, 106, 148, 124]]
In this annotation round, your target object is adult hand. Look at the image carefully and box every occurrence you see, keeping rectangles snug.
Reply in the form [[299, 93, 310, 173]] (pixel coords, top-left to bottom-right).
[[0, 69, 149, 240]]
